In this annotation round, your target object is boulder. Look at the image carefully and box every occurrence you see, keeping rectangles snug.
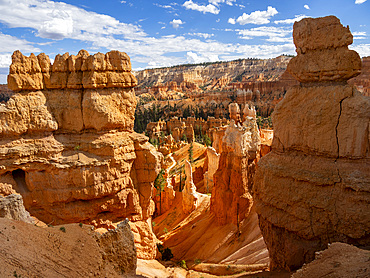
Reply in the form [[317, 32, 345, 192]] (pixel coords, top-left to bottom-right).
[[0, 194, 34, 224]]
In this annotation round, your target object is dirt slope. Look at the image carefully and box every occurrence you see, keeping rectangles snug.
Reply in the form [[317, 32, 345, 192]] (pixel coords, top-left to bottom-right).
[[0, 218, 136, 278], [153, 194, 268, 266]]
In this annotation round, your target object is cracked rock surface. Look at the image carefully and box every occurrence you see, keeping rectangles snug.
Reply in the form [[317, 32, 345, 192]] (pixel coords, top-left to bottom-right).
[[253, 16, 370, 271]]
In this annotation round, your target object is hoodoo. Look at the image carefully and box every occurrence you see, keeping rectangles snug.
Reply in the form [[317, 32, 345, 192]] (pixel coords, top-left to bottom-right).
[[0, 50, 162, 259], [254, 16, 370, 270]]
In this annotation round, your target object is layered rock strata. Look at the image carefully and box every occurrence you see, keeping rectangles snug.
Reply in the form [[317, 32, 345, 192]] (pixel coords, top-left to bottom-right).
[[254, 16, 369, 271], [0, 50, 162, 259], [211, 103, 261, 225]]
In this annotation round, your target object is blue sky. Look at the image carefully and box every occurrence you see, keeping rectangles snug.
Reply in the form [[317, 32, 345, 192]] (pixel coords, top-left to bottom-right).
[[0, 0, 369, 84]]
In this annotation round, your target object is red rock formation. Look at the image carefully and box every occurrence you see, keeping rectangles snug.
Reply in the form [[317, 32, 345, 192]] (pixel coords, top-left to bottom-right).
[[211, 112, 260, 226], [0, 50, 162, 259], [254, 16, 369, 271]]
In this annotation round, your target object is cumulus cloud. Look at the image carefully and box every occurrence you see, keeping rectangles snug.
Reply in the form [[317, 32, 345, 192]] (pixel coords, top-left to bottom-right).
[[187, 32, 214, 39], [274, 15, 309, 24], [353, 31, 367, 36], [0, 32, 41, 84], [237, 26, 292, 43], [0, 54, 11, 69], [228, 18, 236, 25], [170, 19, 184, 28], [0, 33, 41, 54], [228, 6, 278, 25], [183, 0, 220, 14], [355, 0, 367, 4], [209, 0, 235, 6], [353, 31, 367, 40], [0, 0, 297, 72], [304, 4, 310, 9], [349, 44, 370, 56], [0, 0, 146, 41], [186, 51, 219, 63]]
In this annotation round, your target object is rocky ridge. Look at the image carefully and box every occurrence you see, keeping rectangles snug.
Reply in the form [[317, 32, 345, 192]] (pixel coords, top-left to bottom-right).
[[135, 56, 292, 89], [254, 16, 369, 271]]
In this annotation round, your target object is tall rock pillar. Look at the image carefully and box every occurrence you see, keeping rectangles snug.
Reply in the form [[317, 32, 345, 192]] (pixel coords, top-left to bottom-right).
[[254, 16, 369, 271]]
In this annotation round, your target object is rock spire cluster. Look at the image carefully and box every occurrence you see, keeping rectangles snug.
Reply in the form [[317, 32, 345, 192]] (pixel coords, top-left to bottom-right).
[[254, 16, 369, 270], [8, 50, 137, 91]]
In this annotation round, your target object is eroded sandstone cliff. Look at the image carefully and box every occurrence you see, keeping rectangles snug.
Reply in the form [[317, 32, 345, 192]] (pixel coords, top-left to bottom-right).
[[0, 50, 162, 259], [254, 16, 369, 271]]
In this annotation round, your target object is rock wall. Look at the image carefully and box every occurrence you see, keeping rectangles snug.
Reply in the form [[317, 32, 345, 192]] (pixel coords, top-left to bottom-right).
[[254, 16, 369, 271], [0, 50, 162, 259]]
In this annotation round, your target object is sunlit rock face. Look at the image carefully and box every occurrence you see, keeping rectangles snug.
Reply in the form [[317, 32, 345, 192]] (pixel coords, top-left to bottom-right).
[[1, 50, 162, 259], [211, 102, 261, 226], [254, 16, 370, 271]]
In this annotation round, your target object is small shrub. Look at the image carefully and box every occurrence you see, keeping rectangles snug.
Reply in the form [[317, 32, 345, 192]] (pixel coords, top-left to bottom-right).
[[157, 243, 164, 254], [194, 258, 201, 265], [152, 221, 156, 227], [79, 223, 83, 227], [179, 260, 188, 270], [59, 227, 66, 233], [161, 247, 174, 261], [163, 227, 168, 234]]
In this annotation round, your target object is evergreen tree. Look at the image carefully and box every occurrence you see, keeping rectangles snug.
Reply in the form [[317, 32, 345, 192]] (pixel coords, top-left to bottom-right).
[[204, 134, 212, 147], [154, 169, 166, 214], [188, 142, 194, 164]]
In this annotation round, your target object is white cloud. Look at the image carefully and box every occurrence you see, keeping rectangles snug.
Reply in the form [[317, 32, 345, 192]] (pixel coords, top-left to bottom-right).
[[353, 32, 367, 40], [353, 31, 367, 36], [0, 33, 41, 54], [209, 0, 235, 6], [170, 19, 184, 28], [0, 0, 146, 41], [237, 26, 292, 43], [0, 32, 41, 84], [186, 51, 219, 63], [229, 6, 278, 25], [228, 18, 236, 24], [354, 37, 367, 40], [349, 44, 370, 57], [183, 0, 220, 14], [188, 32, 214, 39], [0, 54, 11, 68], [304, 4, 310, 9], [355, 0, 367, 4], [274, 15, 309, 24], [0, 0, 297, 72]]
